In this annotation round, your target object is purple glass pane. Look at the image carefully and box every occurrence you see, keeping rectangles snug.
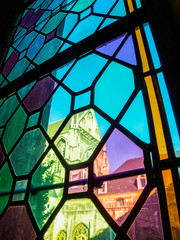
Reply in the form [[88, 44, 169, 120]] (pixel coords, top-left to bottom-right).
[[23, 76, 58, 112], [96, 34, 127, 56], [0, 144, 5, 166], [46, 30, 56, 42], [2, 51, 19, 77], [20, 10, 34, 27], [116, 35, 137, 65], [25, 10, 44, 28]]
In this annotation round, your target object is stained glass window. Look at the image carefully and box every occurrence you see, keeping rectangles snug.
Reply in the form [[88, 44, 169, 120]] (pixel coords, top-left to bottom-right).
[[0, 0, 180, 239]]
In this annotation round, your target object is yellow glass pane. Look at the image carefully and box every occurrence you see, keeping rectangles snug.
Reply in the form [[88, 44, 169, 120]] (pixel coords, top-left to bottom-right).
[[135, 27, 150, 73], [162, 170, 180, 239], [145, 76, 168, 159], [127, 0, 134, 13]]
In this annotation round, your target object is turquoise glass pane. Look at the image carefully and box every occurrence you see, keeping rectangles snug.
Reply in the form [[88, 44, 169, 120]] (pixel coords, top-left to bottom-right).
[[42, 12, 67, 34], [7, 58, 30, 82], [58, 42, 72, 52], [94, 111, 110, 137], [116, 35, 137, 65], [9, 129, 47, 176], [0, 163, 13, 214], [68, 15, 103, 43], [143, 23, 161, 69], [99, 18, 117, 30], [14, 28, 27, 42], [42, 0, 53, 9], [13, 35, 24, 48], [5, 47, 14, 61], [72, 0, 95, 12], [48, 0, 63, 10], [18, 82, 36, 100], [27, 112, 40, 128], [26, 64, 35, 72], [93, 0, 116, 14], [120, 91, 150, 143], [52, 60, 75, 80], [110, 0, 126, 17], [80, 8, 91, 19], [95, 62, 134, 119], [157, 72, 180, 157], [12, 180, 28, 201], [74, 91, 91, 110], [36, 11, 51, 26], [34, 38, 62, 65], [56, 13, 78, 39], [63, 53, 107, 92], [135, 0, 142, 8], [17, 31, 38, 52], [19, 50, 27, 60], [32, 0, 44, 9], [27, 34, 46, 60]]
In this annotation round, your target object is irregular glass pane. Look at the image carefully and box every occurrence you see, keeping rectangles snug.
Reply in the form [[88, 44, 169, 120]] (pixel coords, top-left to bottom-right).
[[9, 128, 47, 176], [44, 199, 116, 239], [127, 188, 164, 240], [135, 0, 142, 8], [95, 61, 134, 119], [68, 167, 88, 193], [99, 18, 117, 30], [157, 72, 180, 157], [27, 34, 46, 60], [29, 149, 65, 229], [0, 163, 13, 214], [52, 60, 75, 81], [63, 53, 107, 92], [80, 8, 91, 19], [2, 51, 19, 77], [110, 0, 127, 17], [12, 180, 28, 201], [72, 0, 95, 12], [74, 91, 91, 110], [93, 0, 116, 14], [120, 91, 150, 143], [17, 32, 38, 52], [17, 81, 36, 100], [27, 112, 40, 128]]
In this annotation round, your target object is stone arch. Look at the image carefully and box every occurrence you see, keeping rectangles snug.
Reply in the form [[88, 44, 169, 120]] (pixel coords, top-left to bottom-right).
[[73, 223, 88, 240]]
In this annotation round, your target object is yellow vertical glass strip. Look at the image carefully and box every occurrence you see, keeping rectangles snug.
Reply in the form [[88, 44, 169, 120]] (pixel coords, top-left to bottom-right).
[[162, 170, 180, 239], [127, 0, 134, 13], [135, 27, 150, 73], [145, 76, 168, 159]]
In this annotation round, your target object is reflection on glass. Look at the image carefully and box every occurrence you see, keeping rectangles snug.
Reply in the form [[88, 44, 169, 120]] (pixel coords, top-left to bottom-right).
[[44, 199, 116, 240], [12, 179, 28, 201]]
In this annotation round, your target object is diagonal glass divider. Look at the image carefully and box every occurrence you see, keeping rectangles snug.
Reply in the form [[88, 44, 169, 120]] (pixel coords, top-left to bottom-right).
[[0, 168, 145, 196]]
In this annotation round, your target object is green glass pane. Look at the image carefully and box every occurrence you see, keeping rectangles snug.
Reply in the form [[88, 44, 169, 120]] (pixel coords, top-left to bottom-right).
[[52, 60, 75, 81], [34, 38, 62, 65], [68, 15, 103, 43], [29, 149, 65, 229], [0, 162, 13, 214], [42, 12, 67, 34], [0, 95, 19, 127], [74, 91, 91, 110], [72, 0, 95, 12], [93, 0, 116, 14], [120, 91, 150, 143], [46, 86, 71, 138], [18, 82, 36, 100], [63, 53, 107, 92], [12, 180, 28, 201], [7, 58, 30, 82], [110, 0, 126, 17], [9, 129, 47, 176], [44, 198, 116, 239], [95, 61, 134, 119], [27, 112, 40, 128], [3, 106, 27, 153]]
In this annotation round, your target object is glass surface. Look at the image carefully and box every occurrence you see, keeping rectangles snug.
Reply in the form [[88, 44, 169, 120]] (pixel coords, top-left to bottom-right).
[[74, 91, 91, 110], [44, 198, 116, 239], [12, 180, 28, 201], [68, 167, 88, 193]]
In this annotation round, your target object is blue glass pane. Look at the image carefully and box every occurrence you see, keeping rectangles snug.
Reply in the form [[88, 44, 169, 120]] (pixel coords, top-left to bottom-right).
[[80, 8, 91, 19], [27, 34, 46, 60], [143, 23, 161, 69], [120, 91, 150, 143], [110, 0, 126, 17], [36, 11, 51, 26], [63, 54, 107, 92], [33, 0, 44, 9], [17, 31, 38, 52], [157, 72, 180, 157], [94, 0, 116, 14], [95, 62, 135, 119], [48, 0, 64, 10], [74, 91, 91, 110], [116, 35, 137, 65], [68, 15, 103, 43], [52, 60, 75, 80], [14, 28, 27, 42]]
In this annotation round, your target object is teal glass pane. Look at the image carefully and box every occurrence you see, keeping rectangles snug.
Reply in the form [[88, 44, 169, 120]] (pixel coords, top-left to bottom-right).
[[68, 15, 103, 43], [9, 129, 47, 176], [157, 72, 180, 157], [48, 0, 63, 10], [135, 0, 142, 8], [7, 58, 30, 82], [2, 106, 27, 153], [80, 8, 91, 19], [74, 91, 91, 110], [14, 28, 27, 42], [29, 149, 65, 229], [72, 0, 95, 12], [17, 82, 36, 100], [94, 0, 117, 14], [120, 91, 150, 143], [99, 18, 117, 30], [52, 60, 75, 80], [44, 199, 116, 239], [0, 162, 13, 214], [0, 95, 19, 127], [143, 23, 161, 69], [59, 42, 72, 52], [26, 64, 35, 72], [27, 34, 46, 60], [36, 11, 51, 26], [5, 47, 14, 61], [95, 62, 135, 119], [94, 111, 110, 137], [19, 50, 27, 60], [63, 53, 107, 92], [34, 38, 62, 65], [12, 180, 28, 201], [110, 0, 126, 17], [46, 86, 71, 138], [0, 75, 4, 85], [17, 31, 38, 52], [27, 112, 40, 128]]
